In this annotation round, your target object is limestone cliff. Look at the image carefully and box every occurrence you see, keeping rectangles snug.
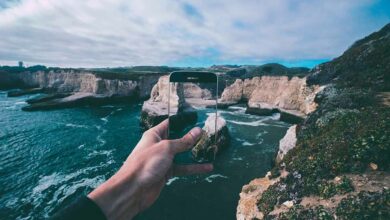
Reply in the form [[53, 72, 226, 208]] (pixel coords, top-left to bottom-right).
[[140, 75, 184, 129], [140, 75, 215, 129], [2, 70, 163, 110], [236, 23, 390, 220], [220, 76, 323, 120]]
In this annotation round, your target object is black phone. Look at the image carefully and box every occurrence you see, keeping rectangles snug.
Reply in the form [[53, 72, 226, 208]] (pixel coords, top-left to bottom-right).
[[168, 71, 218, 164]]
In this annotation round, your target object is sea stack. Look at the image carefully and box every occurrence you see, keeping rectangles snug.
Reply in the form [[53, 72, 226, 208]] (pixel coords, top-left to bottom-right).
[[192, 113, 230, 161]]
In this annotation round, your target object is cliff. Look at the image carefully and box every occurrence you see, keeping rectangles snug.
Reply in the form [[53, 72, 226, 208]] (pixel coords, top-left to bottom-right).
[[140, 75, 184, 129], [140, 74, 218, 129], [220, 76, 323, 123], [237, 23, 390, 219], [0, 69, 164, 110]]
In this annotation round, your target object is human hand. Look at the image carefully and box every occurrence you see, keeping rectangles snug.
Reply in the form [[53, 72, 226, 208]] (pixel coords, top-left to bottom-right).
[[88, 119, 213, 220]]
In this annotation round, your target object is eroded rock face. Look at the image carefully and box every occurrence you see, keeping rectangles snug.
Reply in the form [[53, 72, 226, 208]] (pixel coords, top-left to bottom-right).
[[219, 76, 324, 120], [248, 76, 322, 115], [183, 83, 212, 99], [276, 125, 297, 164], [6, 70, 162, 110], [236, 170, 288, 220], [140, 75, 216, 130], [220, 79, 243, 103], [140, 75, 184, 129], [192, 114, 230, 161]]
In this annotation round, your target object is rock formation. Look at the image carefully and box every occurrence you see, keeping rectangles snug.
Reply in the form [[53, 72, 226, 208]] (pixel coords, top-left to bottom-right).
[[192, 113, 230, 161], [1, 70, 163, 111], [220, 79, 243, 103], [140, 75, 184, 129], [219, 76, 324, 123], [140, 75, 230, 161], [276, 125, 297, 164], [237, 23, 390, 220], [236, 170, 289, 220], [140, 75, 215, 130]]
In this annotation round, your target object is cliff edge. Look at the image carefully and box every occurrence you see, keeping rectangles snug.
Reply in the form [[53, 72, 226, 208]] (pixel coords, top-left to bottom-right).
[[237, 23, 390, 219]]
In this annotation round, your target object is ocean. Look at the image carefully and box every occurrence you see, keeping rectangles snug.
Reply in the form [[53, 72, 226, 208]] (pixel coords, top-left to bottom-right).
[[0, 91, 290, 220]]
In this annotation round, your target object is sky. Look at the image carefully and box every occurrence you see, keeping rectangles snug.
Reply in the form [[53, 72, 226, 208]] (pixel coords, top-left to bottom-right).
[[0, 0, 389, 68]]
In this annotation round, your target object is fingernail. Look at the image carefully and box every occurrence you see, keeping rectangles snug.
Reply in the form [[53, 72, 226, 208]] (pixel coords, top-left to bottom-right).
[[190, 127, 202, 139]]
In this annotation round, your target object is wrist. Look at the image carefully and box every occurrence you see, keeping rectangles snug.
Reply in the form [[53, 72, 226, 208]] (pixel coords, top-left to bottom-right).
[[88, 169, 141, 220]]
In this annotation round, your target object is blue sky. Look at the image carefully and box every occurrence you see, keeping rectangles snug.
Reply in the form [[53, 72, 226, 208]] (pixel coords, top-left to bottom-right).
[[0, 0, 389, 68]]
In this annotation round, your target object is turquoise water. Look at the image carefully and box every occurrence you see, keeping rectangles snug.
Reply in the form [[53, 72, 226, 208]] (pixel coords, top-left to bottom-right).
[[0, 91, 290, 220]]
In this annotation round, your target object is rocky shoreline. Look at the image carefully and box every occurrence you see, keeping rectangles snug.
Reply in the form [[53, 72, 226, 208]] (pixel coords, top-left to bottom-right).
[[1, 23, 388, 220], [0, 69, 165, 111], [236, 23, 390, 219]]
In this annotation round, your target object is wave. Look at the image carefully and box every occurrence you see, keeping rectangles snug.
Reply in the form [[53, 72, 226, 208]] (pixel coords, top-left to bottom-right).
[[87, 150, 113, 158], [31, 164, 111, 208], [227, 106, 246, 113], [65, 123, 89, 129], [205, 174, 228, 183], [227, 119, 267, 126], [235, 137, 246, 142], [228, 106, 246, 110], [191, 106, 206, 110], [242, 141, 255, 146], [95, 125, 107, 146], [166, 177, 180, 186], [270, 113, 281, 120]]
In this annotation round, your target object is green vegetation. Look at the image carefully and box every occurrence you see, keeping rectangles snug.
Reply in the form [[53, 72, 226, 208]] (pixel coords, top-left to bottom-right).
[[318, 176, 354, 199], [308, 24, 390, 91], [226, 63, 309, 79], [257, 23, 390, 219], [270, 205, 333, 220], [336, 190, 390, 219]]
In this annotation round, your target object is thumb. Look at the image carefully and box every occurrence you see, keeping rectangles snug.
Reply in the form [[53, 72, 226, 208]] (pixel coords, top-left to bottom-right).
[[170, 127, 203, 154]]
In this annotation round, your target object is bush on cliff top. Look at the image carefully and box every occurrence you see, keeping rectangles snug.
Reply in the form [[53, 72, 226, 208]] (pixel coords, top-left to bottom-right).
[[336, 190, 390, 219], [258, 100, 389, 217], [285, 106, 389, 185]]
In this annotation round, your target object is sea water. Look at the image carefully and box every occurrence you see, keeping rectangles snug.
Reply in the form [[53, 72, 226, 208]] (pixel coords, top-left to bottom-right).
[[0, 91, 290, 220]]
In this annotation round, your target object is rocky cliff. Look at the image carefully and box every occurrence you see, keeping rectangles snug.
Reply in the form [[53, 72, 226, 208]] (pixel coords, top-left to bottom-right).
[[220, 76, 323, 123], [0, 69, 163, 110], [140, 75, 216, 130], [237, 23, 390, 220], [140, 75, 183, 129]]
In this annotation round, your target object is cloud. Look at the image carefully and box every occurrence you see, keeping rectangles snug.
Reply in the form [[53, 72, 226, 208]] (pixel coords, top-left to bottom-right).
[[0, 0, 389, 67]]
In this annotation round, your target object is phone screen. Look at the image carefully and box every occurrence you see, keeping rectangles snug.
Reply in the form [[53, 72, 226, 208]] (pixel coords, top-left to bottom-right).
[[168, 72, 218, 164]]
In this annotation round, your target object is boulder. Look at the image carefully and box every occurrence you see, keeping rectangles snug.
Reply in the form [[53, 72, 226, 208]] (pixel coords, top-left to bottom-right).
[[192, 114, 230, 161]]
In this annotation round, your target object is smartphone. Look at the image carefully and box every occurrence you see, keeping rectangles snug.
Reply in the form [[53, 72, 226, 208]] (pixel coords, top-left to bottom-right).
[[168, 71, 218, 164]]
